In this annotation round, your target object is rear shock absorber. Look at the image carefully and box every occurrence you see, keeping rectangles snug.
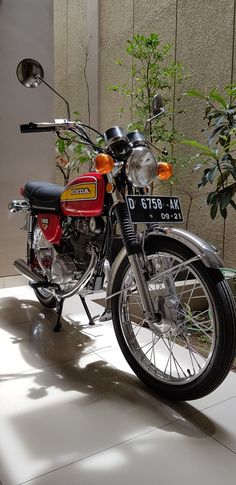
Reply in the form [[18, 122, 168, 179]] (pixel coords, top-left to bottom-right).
[[26, 214, 35, 265]]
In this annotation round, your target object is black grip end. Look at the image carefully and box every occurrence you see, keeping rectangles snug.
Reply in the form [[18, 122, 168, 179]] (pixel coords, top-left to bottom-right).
[[20, 123, 55, 133], [20, 123, 37, 133]]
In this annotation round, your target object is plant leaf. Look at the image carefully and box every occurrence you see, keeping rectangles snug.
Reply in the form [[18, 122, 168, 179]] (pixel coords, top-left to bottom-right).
[[182, 139, 218, 159], [207, 191, 218, 205], [220, 206, 227, 219], [207, 165, 218, 183], [184, 89, 206, 99], [208, 125, 226, 146], [210, 202, 218, 219], [209, 89, 228, 109], [217, 171, 230, 188], [220, 188, 233, 210]]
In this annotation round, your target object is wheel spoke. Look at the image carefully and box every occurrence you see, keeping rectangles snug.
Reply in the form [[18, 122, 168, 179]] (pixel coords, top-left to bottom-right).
[[162, 337, 188, 378]]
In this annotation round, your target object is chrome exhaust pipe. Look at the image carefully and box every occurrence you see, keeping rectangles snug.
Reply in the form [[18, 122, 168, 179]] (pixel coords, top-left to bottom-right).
[[14, 250, 97, 298], [13, 259, 44, 283]]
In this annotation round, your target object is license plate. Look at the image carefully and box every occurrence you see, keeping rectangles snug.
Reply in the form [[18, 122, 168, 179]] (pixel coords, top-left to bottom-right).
[[126, 195, 184, 224]]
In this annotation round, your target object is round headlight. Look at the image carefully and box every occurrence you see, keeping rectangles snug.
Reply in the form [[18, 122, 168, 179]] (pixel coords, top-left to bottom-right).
[[126, 146, 157, 188]]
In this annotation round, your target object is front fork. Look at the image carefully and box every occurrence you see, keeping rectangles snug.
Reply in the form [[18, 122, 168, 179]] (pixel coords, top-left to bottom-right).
[[112, 196, 156, 324]]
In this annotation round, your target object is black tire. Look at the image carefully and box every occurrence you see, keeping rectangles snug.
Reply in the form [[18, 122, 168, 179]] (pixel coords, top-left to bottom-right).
[[33, 287, 57, 309], [111, 236, 236, 401]]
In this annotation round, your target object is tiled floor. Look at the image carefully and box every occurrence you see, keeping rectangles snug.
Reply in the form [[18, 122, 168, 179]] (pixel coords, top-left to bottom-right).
[[1, 286, 236, 485]]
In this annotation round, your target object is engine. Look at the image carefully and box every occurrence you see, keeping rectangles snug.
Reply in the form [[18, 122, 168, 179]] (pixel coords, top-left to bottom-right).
[[32, 216, 105, 290]]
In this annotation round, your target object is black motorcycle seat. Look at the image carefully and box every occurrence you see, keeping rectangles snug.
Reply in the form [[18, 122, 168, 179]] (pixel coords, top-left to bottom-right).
[[23, 181, 64, 211]]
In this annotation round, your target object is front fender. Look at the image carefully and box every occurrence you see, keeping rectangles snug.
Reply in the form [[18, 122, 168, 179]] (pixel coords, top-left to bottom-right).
[[160, 227, 225, 268], [105, 227, 225, 310]]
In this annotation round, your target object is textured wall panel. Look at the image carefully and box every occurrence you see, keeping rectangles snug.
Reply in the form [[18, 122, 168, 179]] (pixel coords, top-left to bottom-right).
[[54, 0, 88, 120], [0, 0, 54, 276], [99, 0, 134, 131], [134, 0, 176, 45], [175, 0, 235, 263]]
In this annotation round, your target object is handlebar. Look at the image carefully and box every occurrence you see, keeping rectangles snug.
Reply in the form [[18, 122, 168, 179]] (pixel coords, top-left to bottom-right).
[[20, 120, 77, 133]]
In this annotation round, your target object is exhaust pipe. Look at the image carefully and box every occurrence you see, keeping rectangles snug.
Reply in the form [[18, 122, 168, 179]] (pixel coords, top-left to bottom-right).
[[14, 251, 97, 298], [13, 259, 44, 283]]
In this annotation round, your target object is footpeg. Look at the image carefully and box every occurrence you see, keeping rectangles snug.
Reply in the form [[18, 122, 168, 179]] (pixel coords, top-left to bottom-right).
[[99, 308, 112, 322]]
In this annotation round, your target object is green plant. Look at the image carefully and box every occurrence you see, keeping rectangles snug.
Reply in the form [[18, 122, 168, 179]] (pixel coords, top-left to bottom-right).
[[184, 86, 236, 219], [109, 33, 185, 166], [55, 127, 92, 186]]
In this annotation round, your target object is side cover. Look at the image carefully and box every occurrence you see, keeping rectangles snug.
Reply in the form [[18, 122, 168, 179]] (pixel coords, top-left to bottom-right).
[[37, 213, 62, 244], [60, 172, 105, 217]]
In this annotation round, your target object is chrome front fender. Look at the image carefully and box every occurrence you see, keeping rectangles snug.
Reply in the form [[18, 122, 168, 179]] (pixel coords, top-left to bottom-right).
[[161, 227, 225, 268], [105, 227, 225, 311]]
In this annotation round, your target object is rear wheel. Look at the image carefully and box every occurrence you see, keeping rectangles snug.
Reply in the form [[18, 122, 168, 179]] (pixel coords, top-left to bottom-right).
[[33, 287, 57, 309], [111, 236, 236, 401]]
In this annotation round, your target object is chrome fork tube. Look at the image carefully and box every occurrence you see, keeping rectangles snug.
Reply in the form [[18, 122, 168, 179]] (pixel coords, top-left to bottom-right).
[[128, 253, 156, 322]]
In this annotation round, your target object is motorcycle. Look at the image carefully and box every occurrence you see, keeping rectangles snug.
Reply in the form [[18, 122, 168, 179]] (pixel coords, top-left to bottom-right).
[[9, 58, 236, 401]]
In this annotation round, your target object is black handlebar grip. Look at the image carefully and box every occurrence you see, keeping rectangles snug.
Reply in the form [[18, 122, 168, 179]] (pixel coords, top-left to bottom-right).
[[20, 123, 55, 133]]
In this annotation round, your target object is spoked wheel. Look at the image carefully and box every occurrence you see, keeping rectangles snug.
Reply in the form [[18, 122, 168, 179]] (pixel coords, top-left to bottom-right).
[[111, 236, 236, 401]]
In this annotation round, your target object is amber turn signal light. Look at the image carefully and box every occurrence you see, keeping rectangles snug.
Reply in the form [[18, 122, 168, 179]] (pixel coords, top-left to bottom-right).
[[106, 182, 114, 193], [95, 154, 115, 174], [157, 162, 173, 180]]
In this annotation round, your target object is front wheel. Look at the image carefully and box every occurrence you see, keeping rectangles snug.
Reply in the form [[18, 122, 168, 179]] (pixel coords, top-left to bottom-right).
[[111, 236, 236, 401]]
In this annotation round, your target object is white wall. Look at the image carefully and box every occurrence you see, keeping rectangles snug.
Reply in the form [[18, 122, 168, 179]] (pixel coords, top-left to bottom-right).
[[0, 0, 55, 276]]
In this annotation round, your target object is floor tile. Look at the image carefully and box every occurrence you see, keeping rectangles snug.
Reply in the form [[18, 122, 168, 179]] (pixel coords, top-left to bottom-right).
[[23, 420, 236, 485], [189, 395, 236, 452], [0, 309, 86, 374], [0, 354, 183, 485], [2, 285, 236, 485], [6, 284, 33, 297], [96, 340, 236, 413], [181, 371, 236, 413], [95, 346, 136, 376], [69, 319, 119, 354], [0, 294, 44, 327], [0, 288, 12, 298]]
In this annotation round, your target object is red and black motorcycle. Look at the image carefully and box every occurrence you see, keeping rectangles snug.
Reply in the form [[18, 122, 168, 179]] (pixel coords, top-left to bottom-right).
[[9, 58, 236, 401]]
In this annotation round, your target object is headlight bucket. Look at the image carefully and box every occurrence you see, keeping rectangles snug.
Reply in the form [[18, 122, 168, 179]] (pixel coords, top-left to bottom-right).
[[126, 146, 157, 188]]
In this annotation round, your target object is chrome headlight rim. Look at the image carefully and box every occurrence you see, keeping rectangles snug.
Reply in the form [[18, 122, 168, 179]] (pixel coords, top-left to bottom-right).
[[126, 146, 157, 188]]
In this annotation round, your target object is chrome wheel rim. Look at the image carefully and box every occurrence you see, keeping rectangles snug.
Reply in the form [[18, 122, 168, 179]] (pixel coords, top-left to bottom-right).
[[119, 252, 216, 385]]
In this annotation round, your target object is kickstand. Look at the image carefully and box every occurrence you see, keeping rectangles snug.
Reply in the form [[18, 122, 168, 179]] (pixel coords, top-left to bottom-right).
[[53, 299, 64, 332], [79, 295, 100, 326]]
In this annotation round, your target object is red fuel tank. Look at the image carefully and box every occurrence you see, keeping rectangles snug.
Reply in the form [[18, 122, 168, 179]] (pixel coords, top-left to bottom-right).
[[60, 172, 105, 217]]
